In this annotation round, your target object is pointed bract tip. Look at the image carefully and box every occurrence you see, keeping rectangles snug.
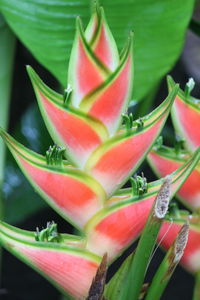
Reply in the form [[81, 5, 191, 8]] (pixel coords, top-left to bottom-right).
[[76, 16, 83, 32], [98, 6, 112, 27], [26, 65, 36, 82], [127, 31, 134, 48], [167, 83, 179, 106], [166, 74, 174, 84], [120, 30, 133, 62], [26, 64, 31, 71], [127, 31, 134, 54], [154, 175, 172, 219], [91, 0, 100, 13], [99, 5, 106, 17], [174, 221, 189, 263]]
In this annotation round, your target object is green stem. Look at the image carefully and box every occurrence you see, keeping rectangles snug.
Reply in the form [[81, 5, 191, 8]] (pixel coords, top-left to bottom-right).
[[193, 271, 200, 300], [0, 14, 16, 286], [123, 177, 171, 300], [145, 222, 189, 300], [124, 214, 162, 300]]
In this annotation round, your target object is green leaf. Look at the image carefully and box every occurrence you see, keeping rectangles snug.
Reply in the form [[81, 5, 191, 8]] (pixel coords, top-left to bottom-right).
[[0, 14, 16, 215], [0, 0, 195, 100], [104, 253, 133, 300], [0, 13, 15, 285], [123, 176, 172, 300]]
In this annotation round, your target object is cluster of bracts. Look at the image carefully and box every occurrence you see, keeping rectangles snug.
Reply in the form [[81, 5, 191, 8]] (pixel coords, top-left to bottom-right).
[[0, 5, 199, 300]]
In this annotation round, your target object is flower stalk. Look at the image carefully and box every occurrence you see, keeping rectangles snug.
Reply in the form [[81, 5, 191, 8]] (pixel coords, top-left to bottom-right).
[[145, 222, 189, 300], [0, 14, 16, 288], [123, 176, 171, 300]]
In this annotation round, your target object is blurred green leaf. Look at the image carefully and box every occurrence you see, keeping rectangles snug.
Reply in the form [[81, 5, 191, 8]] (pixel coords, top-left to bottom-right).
[[0, 13, 16, 285], [105, 253, 133, 300], [0, 0, 195, 101], [0, 14, 15, 215], [3, 104, 52, 224]]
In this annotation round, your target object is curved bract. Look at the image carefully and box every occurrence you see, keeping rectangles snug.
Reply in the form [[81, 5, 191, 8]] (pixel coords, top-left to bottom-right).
[[85, 149, 200, 261], [147, 76, 200, 283], [0, 221, 100, 299], [168, 76, 200, 152], [0, 129, 106, 229], [85, 89, 177, 196], [148, 146, 200, 211], [148, 78, 200, 213]]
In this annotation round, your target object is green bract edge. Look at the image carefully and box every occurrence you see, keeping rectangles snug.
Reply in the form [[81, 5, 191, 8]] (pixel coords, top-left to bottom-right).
[[148, 146, 200, 210], [26, 65, 63, 103], [27, 66, 109, 152], [67, 15, 110, 98], [84, 148, 200, 232], [150, 145, 189, 162], [0, 127, 49, 165], [167, 75, 200, 112], [0, 221, 85, 244], [77, 17, 110, 76], [0, 226, 101, 299], [84, 85, 178, 187], [0, 225, 101, 263], [1, 130, 107, 230], [90, 7, 120, 65], [27, 66, 109, 139], [80, 30, 133, 109], [85, 3, 101, 46]]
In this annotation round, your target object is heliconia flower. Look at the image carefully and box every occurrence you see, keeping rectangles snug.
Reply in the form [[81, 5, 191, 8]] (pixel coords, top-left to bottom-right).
[[158, 212, 200, 274], [1, 5, 199, 299], [148, 76, 200, 283], [0, 128, 106, 229], [27, 65, 178, 195], [0, 221, 101, 299], [148, 77, 200, 211], [84, 148, 200, 261], [168, 76, 200, 152], [148, 145, 200, 211], [0, 153, 199, 299]]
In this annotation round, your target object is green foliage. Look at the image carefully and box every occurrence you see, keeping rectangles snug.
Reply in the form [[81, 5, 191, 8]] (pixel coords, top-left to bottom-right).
[[105, 253, 133, 300], [0, 0, 195, 100], [0, 14, 15, 200]]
